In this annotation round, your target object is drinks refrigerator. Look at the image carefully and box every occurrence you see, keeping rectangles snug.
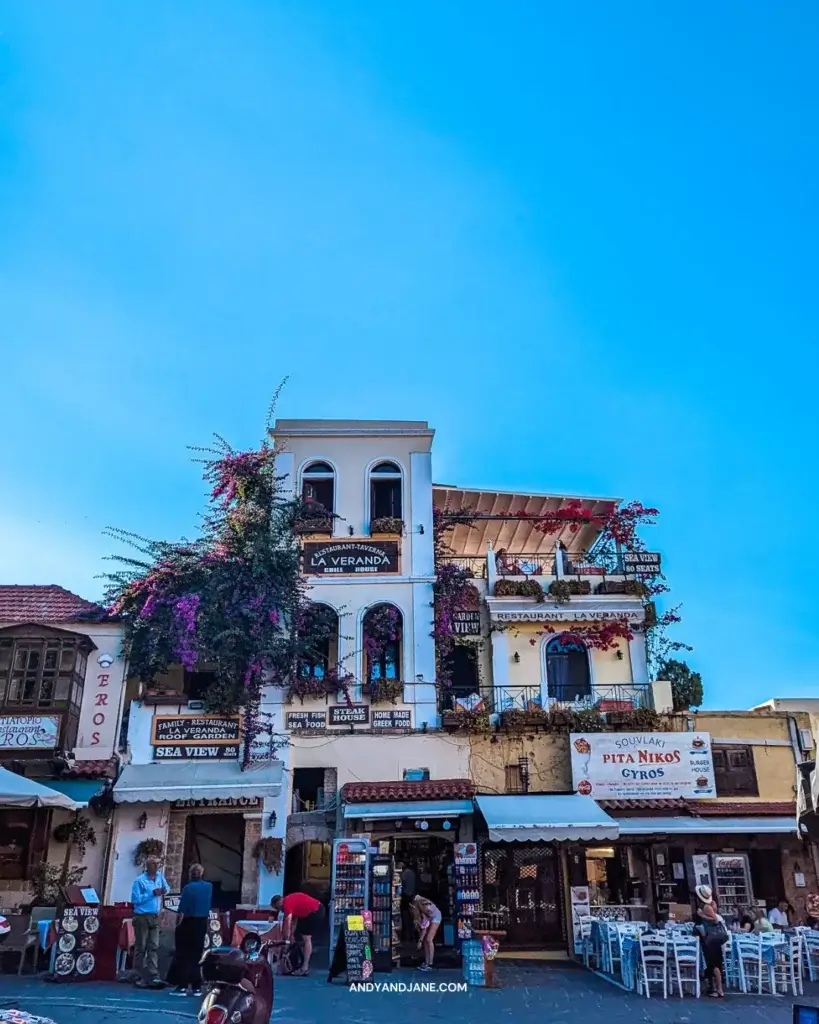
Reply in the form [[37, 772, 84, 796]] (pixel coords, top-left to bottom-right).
[[711, 853, 752, 914], [369, 853, 400, 971], [330, 838, 371, 952]]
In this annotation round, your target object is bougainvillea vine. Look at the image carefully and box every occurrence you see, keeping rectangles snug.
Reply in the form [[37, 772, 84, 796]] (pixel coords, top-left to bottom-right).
[[431, 505, 478, 689]]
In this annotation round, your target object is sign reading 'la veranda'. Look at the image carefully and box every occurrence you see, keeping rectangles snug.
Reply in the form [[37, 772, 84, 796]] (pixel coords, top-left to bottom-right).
[[570, 732, 716, 800], [302, 541, 400, 575]]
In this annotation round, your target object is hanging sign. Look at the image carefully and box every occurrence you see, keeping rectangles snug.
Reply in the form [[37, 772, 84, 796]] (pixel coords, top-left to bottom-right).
[[152, 715, 241, 746], [287, 711, 327, 730], [452, 611, 481, 636], [302, 541, 400, 575], [623, 551, 662, 575], [571, 732, 715, 799], [329, 705, 369, 725], [372, 709, 412, 729]]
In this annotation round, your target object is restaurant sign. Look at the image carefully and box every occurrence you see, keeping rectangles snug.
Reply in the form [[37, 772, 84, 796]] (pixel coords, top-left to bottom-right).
[[623, 551, 662, 575], [452, 611, 481, 636], [329, 704, 369, 725], [570, 731, 715, 800], [0, 715, 61, 750], [302, 541, 400, 575], [287, 711, 327, 730], [372, 709, 412, 729], [155, 744, 239, 760], [152, 715, 241, 746]]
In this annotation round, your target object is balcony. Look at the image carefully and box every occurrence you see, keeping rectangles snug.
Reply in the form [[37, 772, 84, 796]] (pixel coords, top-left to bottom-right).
[[495, 682, 654, 713]]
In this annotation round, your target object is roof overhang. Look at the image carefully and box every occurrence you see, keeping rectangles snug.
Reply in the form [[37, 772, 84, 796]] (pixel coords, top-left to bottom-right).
[[475, 794, 619, 842], [617, 816, 796, 836], [343, 799, 473, 821], [114, 762, 284, 804], [432, 487, 619, 557]]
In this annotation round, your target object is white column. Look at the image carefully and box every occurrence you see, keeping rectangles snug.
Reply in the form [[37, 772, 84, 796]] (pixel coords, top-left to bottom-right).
[[490, 629, 510, 709], [628, 631, 649, 683], [412, 581, 438, 728], [275, 451, 295, 502], [257, 741, 291, 905], [486, 542, 497, 592], [409, 452, 434, 578]]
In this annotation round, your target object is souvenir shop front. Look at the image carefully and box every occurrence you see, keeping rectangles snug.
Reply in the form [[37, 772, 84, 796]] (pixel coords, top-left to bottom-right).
[[337, 780, 476, 959]]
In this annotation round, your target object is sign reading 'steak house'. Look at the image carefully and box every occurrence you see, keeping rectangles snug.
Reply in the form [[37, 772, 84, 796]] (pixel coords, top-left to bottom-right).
[[302, 541, 400, 575], [152, 715, 241, 746]]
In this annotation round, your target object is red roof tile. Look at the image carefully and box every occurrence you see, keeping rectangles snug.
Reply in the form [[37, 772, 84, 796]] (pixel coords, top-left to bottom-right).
[[688, 801, 795, 816], [341, 779, 475, 803], [599, 799, 689, 812], [0, 585, 108, 624]]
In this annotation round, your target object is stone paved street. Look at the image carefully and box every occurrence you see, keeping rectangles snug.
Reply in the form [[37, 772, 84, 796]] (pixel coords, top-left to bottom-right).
[[2, 963, 819, 1024]]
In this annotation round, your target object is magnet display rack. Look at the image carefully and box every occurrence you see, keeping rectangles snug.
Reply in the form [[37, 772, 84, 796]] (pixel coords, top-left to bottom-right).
[[454, 843, 480, 943], [330, 838, 370, 951], [370, 854, 400, 971]]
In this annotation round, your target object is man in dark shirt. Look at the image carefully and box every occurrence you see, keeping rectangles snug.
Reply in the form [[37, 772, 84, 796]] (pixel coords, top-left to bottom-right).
[[271, 892, 325, 976]]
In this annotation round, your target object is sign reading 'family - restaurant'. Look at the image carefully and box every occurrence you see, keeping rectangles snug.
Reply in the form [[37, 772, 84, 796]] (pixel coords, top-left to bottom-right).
[[570, 732, 716, 800], [152, 715, 241, 746], [302, 541, 400, 575]]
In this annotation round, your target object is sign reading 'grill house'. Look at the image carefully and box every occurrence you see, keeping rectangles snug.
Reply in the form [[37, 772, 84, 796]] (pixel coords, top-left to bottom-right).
[[302, 541, 400, 575]]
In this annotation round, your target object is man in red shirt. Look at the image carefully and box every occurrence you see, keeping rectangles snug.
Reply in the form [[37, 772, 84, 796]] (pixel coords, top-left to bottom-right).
[[270, 892, 325, 975]]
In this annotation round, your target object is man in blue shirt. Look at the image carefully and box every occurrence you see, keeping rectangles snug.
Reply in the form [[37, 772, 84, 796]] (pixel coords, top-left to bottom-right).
[[131, 857, 169, 987], [169, 864, 213, 996]]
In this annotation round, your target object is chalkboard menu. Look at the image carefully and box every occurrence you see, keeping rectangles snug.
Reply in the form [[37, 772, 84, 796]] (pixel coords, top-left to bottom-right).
[[328, 922, 373, 983], [372, 710, 412, 729], [52, 905, 100, 981], [329, 705, 369, 726]]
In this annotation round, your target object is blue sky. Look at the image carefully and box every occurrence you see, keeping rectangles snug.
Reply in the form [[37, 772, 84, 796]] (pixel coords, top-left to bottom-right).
[[1, 2, 817, 708]]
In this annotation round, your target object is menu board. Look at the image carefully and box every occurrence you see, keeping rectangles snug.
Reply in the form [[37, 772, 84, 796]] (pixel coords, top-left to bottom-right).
[[52, 905, 100, 981], [328, 918, 373, 983]]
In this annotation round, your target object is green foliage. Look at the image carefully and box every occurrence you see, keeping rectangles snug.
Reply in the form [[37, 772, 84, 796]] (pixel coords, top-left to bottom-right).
[[659, 658, 704, 710], [493, 579, 545, 602], [29, 864, 86, 906]]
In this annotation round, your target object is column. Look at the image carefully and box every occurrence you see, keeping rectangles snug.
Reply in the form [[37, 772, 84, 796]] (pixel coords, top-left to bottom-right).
[[490, 629, 510, 710], [409, 451, 434, 578], [412, 581, 438, 728]]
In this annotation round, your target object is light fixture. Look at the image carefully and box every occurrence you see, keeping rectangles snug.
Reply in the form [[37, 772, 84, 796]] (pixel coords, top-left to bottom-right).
[[138, 812, 148, 831], [268, 810, 277, 828], [348, 525, 355, 536], [513, 652, 520, 664], [419, 524, 424, 535], [615, 649, 624, 661], [419, 820, 429, 831], [442, 820, 452, 831]]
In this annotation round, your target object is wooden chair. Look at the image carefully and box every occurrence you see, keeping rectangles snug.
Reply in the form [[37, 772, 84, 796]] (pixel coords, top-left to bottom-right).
[[671, 935, 701, 998], [735, 934, 765, 994], [637, 934, 669, 999], [802, 930, 819, 982], [772, 933, 803, 997], [18, 907, 57, 975]]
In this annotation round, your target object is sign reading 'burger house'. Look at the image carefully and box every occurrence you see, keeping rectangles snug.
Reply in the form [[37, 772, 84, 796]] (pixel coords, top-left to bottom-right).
[[302, 541, 400, 575], [570, 731, 715, 800]]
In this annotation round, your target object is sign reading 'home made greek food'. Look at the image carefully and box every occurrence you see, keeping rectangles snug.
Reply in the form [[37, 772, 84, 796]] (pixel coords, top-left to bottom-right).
[[302, 541, 400, 575], [570, 732, 715, 800]]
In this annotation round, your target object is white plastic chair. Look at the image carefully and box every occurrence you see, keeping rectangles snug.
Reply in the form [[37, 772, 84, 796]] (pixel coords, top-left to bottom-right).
[[577, 916, 595, 968], [772, 933, 803, 996], [802, 931, 819, 982], [638, 933, 669, 998], [722, 939, 740, 990], [735, 934, 765, 994], [671, 935, 701, 998]]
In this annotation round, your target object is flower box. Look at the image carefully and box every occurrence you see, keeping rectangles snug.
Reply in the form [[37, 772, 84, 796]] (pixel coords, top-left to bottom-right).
[[493, 579, 545, 602], [363, 679, 405, 705], [294, 516, 334, 535], [369, 517, 404, 536]]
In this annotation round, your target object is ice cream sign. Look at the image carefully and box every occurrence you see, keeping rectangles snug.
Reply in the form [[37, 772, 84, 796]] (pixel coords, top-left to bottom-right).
[[570, 732, 715, 800]]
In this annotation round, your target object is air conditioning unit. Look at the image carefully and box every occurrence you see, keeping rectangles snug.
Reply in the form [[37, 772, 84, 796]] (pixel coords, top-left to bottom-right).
[[187, 700, 206, 712]]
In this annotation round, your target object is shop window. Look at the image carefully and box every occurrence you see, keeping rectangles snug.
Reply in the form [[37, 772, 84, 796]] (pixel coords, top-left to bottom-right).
[[369, 462, 402, 522], [301, 461, 335, 514], [545, 635, 591, 703], [712, 745, 759, 796], [505, 765, 523, 793], [363, 604, 402, 684], [0, 635, 87, 715], [292, 767, 326, 811], [403, 768, 430, 781], [0, 809, 34, 879]]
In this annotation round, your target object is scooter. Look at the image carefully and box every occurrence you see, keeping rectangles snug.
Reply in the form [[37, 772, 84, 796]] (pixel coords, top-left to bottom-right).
[[198, 933, 274, 1024]]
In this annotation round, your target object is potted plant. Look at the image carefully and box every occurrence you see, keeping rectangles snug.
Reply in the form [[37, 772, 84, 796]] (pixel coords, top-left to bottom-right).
[[363, 678, 404, 704], [53, 815, 97, 856], [441, 707, 491, 734], [548, 580, 591, 602], [493, 579, 545, 603], [253, 837, 283, 873], [369, 516, 404, 536], [501, 707, 551, 730], [134, 838, 165, 866]]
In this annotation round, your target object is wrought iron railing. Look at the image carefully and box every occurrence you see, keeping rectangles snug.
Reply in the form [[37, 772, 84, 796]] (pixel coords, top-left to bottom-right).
[[494, 551, 628, 579], [494, 685, 543, 712], [437, 555, 488, 578], [437, 687, 495, 713], [495, 683, 654, 712]]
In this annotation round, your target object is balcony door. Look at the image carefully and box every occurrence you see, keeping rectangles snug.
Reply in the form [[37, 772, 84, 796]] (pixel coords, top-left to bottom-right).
[[544, 636, 591, 704]]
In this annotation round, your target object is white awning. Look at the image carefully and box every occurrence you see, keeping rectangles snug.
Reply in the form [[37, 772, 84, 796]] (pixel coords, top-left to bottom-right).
[[343, 799, 474, 820], [475, 794, 619, 842], [0, 766, 79, 810], [617, 816, 796, 836], [114, 761, 284, 804]]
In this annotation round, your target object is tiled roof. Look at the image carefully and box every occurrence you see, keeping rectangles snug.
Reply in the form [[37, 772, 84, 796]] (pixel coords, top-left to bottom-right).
[[599, 799, 689, 812], [341, 779, 475, 803], [688, 801, 795, 816], [62, 758, 119, 780], [0, 585, 109, 624]]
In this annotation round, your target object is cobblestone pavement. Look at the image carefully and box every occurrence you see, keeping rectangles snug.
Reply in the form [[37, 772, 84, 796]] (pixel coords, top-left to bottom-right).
[[2, 962, 819, 1024]]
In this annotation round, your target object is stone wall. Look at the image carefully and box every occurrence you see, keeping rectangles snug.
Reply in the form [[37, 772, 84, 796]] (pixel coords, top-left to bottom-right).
[[241, 817, 262, 905], [164, 812, 188, 890]]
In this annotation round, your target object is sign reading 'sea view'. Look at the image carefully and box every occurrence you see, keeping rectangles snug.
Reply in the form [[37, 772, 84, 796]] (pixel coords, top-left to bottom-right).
[[623, 551, 662, 575], [570, 732, 715, 800], [302, 541, 400, 575]]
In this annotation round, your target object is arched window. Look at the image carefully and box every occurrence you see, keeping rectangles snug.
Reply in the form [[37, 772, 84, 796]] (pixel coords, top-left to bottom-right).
[[298, 604, 338, 681], [545, 635, 591, 703], [302, 461, 335, 514], [363, 604, 403, 683], [369, 461, 402, 525]]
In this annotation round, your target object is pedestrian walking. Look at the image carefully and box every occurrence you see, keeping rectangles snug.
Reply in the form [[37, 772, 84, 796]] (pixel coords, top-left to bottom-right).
[[694, 885, 727, 998], [131, 856, 169, 988], [169, 863, 213, 996]]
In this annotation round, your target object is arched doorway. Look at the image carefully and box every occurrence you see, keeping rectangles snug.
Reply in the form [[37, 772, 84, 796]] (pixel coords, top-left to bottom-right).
[[440, 644, 480, 710], [544, 635, 591, 703]]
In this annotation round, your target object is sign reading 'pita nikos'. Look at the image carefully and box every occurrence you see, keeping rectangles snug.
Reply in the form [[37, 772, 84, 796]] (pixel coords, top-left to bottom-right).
[[302, 541, 400, 575]]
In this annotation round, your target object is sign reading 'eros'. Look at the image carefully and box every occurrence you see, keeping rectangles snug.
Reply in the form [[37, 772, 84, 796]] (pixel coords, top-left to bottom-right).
[[302, 541, 400, 575]]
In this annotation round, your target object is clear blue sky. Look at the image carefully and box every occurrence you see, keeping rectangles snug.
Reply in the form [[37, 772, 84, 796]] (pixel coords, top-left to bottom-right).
[[1, 2, 817, 708]]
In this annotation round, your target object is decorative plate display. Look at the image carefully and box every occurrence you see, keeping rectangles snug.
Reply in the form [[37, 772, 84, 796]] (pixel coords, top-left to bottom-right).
[[76, 952, 95, 975], [58, 933, 76, 953], [54, 953, 75, 975], [83, 916, 99, 934], [61, 915, 78, 933], [208, 918, 221, 932], [78, 934, 95, 951], [211, 933, 223, 948]]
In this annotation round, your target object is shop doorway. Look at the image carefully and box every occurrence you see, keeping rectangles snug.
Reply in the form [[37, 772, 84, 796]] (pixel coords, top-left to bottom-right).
[[481, 843, 562, 948], [392, 835, 455, 946], [183, 814, 244, 910], [284, 840, 332, 901]]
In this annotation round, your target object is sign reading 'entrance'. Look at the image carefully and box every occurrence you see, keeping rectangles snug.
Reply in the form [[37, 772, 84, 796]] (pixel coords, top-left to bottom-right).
[[152, 715, 241, 746], [171, 796, 261, 810], [302, 541, 400, 575], [329, 705, 369, 725]]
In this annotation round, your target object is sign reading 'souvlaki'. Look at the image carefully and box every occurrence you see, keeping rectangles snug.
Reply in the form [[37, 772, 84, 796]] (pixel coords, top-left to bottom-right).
[[302, 541, 400, 575], [570, 731, 716, 800]]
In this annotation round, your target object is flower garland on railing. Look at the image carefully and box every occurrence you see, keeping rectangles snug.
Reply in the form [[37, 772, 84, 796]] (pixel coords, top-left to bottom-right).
[[431, 506, 478, 689], [105, 390, 342, 766], [514, 499, 659, 549]]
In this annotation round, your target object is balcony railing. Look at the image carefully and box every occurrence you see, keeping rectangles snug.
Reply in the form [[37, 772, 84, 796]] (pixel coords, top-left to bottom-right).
[[439, 555, 488, 578], [494, 551, 626, 580], [437, 687, 495, 713], [495, 683, 654, 713]]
